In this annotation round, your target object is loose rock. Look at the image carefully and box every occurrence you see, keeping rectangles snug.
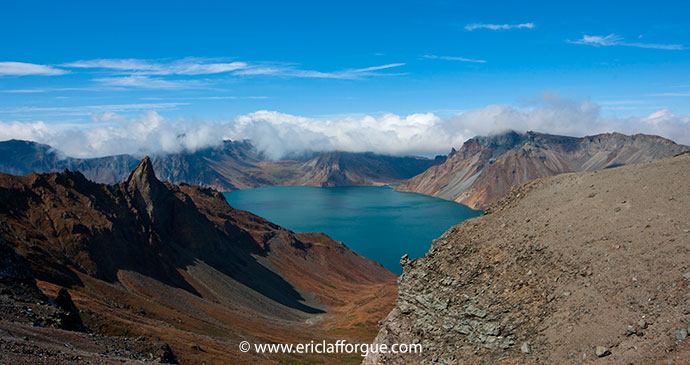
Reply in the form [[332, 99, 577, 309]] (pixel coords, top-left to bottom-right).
[[626, 325, 636, 336], [595, 346, 610, 357]]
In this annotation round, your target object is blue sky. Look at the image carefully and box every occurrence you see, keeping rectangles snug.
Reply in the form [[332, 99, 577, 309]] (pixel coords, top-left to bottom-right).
[[1, 0, 689, 157]]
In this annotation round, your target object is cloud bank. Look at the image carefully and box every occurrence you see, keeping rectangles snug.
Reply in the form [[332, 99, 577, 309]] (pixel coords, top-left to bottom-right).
[[1, 95, 689, 159]]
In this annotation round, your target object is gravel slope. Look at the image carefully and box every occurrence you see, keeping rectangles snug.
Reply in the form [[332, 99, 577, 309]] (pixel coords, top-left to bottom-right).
[[366, 152, 690, 364]]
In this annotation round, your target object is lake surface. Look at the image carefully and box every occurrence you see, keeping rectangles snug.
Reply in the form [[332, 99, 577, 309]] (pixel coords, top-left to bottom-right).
[[223, 186, 482, 274]]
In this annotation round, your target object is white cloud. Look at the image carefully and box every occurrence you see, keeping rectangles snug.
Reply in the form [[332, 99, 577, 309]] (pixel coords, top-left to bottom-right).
[[63, 58, 406, 80], [235, 63, 407, 79], [353, 63, 406, 72], [63, 58, 247, 75], [465, 23, 534, 31], [423, 55, 486, 63], [232, 110, 448, 158], [0, 111, 226, 157], [0, 89, 47, 93], [2, 94, 688, 159], [0, 62, 68, 76], [569, 34, 684, 50], [93, 75, 206, 89], [648, 92, 690, 97], [0, 103, 188, 116]]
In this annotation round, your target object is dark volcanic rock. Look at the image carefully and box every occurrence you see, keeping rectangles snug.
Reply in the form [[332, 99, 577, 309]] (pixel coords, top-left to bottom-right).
[[53, 289, 86, 332]]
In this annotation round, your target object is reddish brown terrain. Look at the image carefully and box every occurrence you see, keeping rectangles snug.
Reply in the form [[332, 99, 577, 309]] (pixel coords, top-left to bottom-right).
[[397, 131, 688, 209], [0, 157, 396, 364], [366, 152, 690, 364]]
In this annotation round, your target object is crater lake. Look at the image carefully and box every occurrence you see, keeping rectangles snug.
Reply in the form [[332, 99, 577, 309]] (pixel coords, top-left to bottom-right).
[[223, 186, 482, 274]]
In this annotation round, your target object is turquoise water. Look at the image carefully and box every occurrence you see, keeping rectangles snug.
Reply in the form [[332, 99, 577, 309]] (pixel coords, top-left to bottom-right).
[[223, 186, 482, 275]]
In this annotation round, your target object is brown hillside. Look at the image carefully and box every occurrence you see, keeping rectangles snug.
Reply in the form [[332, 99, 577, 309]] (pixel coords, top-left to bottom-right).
[[366, 153, 690, 364], [0, 157, 396, 364]]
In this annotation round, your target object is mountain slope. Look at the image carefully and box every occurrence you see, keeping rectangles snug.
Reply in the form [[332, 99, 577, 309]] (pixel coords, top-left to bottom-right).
[[366, 153, 690, 364], [288, 151, 441, 187], [0, 139, 141, 184], [0, 139, 440, 190], [0, 158, 396, 363], [396, 131, 688, 209]]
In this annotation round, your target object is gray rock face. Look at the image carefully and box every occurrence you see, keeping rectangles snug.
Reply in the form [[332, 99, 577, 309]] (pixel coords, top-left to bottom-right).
[[676, 328, 688, 341], [362, 223, 542, 364]]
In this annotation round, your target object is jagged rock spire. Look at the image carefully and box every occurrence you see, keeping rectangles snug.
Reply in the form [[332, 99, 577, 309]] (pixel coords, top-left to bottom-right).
[[124, 156, 168, 222], [125, 156, 159, 186]]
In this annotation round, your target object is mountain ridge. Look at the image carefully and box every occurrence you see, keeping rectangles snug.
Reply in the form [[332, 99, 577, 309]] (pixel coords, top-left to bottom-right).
[[396, 130, 688, 209], [0, 139, 440, 191]]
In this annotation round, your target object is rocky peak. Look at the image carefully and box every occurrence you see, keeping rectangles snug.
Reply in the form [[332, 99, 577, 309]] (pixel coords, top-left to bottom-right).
[[124, 156, 159, 187], [123, 156, 169, 222]]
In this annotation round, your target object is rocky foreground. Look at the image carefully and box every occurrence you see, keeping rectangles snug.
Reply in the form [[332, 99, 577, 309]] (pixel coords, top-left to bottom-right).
[[366, 152, 690, 364]]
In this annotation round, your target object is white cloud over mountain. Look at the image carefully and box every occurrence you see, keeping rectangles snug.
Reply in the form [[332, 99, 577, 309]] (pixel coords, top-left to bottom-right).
[[1, 95, 689, 159]]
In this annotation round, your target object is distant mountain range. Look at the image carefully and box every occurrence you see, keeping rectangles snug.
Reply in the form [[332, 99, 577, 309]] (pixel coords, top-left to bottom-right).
[[0, 157, 396, 363], [0, 139, 441, 191], [1, 131, 686, 211], [396, 131, 688, 209]]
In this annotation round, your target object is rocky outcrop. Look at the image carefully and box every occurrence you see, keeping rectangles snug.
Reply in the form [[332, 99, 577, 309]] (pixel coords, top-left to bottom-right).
[[397, 131, 688, 209], [366, 153, 690, 364]]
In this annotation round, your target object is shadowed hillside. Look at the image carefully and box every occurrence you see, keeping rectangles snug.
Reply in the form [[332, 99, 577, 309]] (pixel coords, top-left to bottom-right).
[[0, 157, 396, 364]]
